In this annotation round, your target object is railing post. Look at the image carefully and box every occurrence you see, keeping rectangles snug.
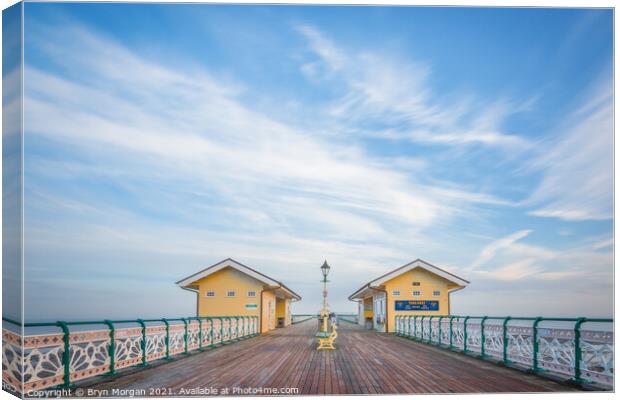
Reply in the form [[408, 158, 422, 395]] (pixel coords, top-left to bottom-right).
[[180, 317, 189, 354], [503, 316, 512, 364], [574, 318, 587, 383], [438, 316, 444, 346], [207, 318, 215, 348], [161, 318, 170, 359], [417, 316, 422, 340], [449, 316, 455, 349], [56, 321, 72, 388], [413, 316, 417, 339], [428, 316, 433, 344], [103, 320, 116, 375], [463, 316, 471, 352], [197, 317, 204, 351], [137, 319, 149, 366], [407, 316, 412, 337], [480, 316, 488, 358], [219, 317, 224, 343], [532, 317, 543, 372]]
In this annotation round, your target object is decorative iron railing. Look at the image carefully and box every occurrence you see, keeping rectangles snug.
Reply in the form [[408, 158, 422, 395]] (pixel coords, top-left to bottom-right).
[[2, 315, 259, 394], [291, 314, 317, 324], [394, 315, 613, 388], [337, 314, 358, 324]]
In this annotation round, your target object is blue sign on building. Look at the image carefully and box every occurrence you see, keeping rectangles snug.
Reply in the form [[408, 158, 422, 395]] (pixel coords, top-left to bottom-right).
[[395, 300, 439, 311]]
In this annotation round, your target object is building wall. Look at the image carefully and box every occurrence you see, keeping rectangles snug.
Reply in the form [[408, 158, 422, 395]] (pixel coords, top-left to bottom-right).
[[382, 268, 460, 333], [261, 290, 277, 332], [196, 267, 263, 319]]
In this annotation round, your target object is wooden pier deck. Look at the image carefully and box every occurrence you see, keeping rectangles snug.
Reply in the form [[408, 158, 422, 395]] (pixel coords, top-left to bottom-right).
[[77, 319, 577, 395]]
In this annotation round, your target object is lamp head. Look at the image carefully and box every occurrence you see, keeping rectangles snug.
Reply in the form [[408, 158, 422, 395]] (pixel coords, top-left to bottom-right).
[[320, 260, 331, 278]]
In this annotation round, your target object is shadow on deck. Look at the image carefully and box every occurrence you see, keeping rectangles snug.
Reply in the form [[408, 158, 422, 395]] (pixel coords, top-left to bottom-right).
[[74, 319, 584, 395]]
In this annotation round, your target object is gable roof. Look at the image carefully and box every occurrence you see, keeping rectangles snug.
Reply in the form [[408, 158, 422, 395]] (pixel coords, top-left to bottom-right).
[[349, 259, 469, 300], [176, 258, 301, 300]]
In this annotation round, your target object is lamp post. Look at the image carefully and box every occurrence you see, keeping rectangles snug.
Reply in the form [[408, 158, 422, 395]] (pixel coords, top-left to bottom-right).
[[320, 260, 331, 333]]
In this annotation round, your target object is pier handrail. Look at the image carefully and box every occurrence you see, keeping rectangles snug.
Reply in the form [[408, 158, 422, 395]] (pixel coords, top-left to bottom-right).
[[394, 314, 613, 388], [2, 315, 260, 394]]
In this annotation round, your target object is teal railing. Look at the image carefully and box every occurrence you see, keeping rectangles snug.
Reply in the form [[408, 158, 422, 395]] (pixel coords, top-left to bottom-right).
[[337, 314, 358, 324], [2, 315, 259, 393], [394, 315, 613, 388], [291, 314, 316, 324]]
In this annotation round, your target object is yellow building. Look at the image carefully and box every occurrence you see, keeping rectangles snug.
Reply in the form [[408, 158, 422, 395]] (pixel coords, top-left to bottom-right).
[[348, 259, 469, 333], [177, 258, 301, 333]]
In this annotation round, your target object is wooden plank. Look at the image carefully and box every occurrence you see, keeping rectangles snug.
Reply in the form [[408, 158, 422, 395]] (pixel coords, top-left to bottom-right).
[[77, 319, 582, 395]]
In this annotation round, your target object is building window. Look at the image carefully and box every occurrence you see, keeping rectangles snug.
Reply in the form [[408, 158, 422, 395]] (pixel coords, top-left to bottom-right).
[[412, 291, 421, 297], [226, 291, 236, 297], [412, 282, 421, 286], [392, 290, 400, 296], [247, 291, 256, 297], [205, 291, 215, 297], [433, 290, 441, 297]]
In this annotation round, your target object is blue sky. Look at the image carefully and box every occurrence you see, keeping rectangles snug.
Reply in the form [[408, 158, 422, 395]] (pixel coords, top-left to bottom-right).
[[15, 3, 613, 320]]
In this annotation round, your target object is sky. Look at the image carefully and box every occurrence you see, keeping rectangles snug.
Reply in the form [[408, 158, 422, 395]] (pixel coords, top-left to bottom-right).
[[10, 3, 613, 320]]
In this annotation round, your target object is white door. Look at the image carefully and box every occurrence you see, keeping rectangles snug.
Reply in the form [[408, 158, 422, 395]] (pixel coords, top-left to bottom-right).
[[373, 293, 386, 332]]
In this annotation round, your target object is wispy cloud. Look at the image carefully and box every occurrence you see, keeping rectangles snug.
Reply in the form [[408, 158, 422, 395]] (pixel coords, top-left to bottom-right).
[[297, 24, 532, 149], [467, 229, 534, 271], [526, 74, 613, 221], [467, 229, 611, 285]]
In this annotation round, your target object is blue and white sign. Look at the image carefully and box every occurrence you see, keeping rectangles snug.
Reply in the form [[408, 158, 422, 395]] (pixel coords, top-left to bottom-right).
[[395, 300, 439, 311]]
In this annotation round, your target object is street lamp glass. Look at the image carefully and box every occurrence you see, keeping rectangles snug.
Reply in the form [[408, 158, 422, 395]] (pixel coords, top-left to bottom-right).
[[321, 260, 331, 277]]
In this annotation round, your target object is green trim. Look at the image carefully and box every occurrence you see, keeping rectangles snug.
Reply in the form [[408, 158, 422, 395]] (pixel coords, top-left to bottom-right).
[[573, 317, 587, 382], [428, 316, 433, 344], [180, 318, 189, 354], [161, 318, 170, 359], [449, 316, 456, 349], [195, 317, 203, 351], [480, 316, 488, 358], [137, 319, 149, 366], [217, 317, 224, 343], [56, 321, 72, 388], [502, 316, 512, 364], [463, 316, 471, 352], [103, 320, 116, 375], [438, 316, 444, 345], [206, 317, 215, 348], [531, 317, 543, 372]]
